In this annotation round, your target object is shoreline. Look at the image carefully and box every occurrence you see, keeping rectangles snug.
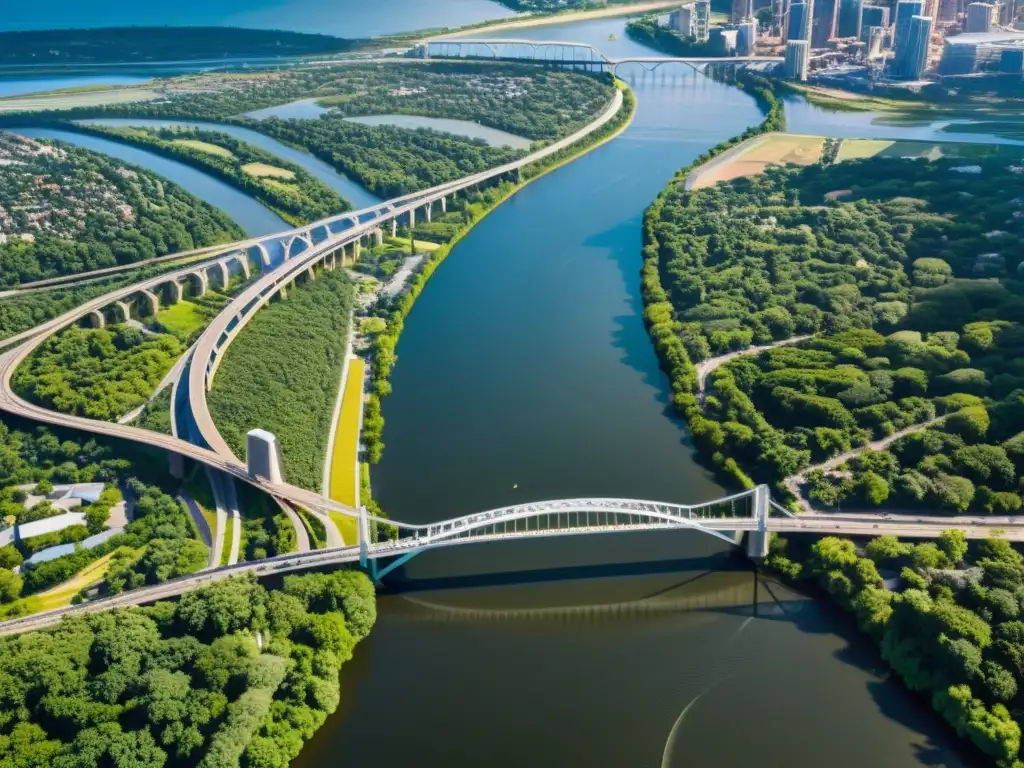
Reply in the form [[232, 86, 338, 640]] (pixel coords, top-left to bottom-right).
[[432, 1, 681, 39], [362, 82, 637, 474]]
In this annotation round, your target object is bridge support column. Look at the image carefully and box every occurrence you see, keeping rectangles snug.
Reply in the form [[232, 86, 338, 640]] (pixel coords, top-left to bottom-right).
[[214, 260, 231, 289], [188, 271, 209, 298], [746, 484, 771, 561], [374, 228, 384, 247], [165, 280, 183, 305], [391, 218, 397, 238], [168, 452, 185, 481], [87, 310, 105, 329], [440, 196, 447, 213], [425, 202, 432, 223], [353, 240, 361, 263], [235, 253, 251, 280], [306, 266, 316, 282], [246, 429, 285, 485], [140, 289, 159, 317], [409, 208, 416, 230], [358, 505, 371, 571], [116, 300, 133, 323]]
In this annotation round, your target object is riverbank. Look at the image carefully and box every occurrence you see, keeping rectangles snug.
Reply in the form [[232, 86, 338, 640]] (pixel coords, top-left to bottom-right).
[[766, 533, 1022, 767], [361, 83, 637, 473], [430, 1, 681, 39], [640, 73, 785, 490]]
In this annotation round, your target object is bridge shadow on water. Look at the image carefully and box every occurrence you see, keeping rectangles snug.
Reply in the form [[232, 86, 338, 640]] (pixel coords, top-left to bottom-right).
[[377, 551, 748, 595]]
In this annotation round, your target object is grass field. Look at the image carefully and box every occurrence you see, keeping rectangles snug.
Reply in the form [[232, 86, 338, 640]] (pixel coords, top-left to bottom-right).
[[329, 511, 358, 548], [172, 139, 234, 158], [34, 547, 138, 611], [0, 88, 161, 113], [329, 358, 364, 509], [156, 300, 208, 339], [692, 134, 824, 189], [219, 516, 234, 567], [242, 162, 295, 179]]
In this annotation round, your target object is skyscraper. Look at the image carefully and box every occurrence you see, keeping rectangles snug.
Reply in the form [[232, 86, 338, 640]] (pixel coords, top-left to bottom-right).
[[785, 39, 811, 78], [737, 19, 759, 53], [838, 0, 865, 36], [894, 0, 926, 55], [812, 0, 840, 45], [966, 1, 996, 30], [731, 0, 754, 21], [788, 0, 813, 39], [859, 4, 890, 41], [897, 14, 932, 77]]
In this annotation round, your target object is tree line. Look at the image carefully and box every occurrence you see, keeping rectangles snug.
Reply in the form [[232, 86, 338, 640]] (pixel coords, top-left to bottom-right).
[[769, 532, 1023, 766], [0, 571, 376, 767]]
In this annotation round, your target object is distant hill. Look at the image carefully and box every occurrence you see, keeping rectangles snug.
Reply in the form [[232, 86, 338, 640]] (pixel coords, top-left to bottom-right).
[[0, 26, 366, 66]]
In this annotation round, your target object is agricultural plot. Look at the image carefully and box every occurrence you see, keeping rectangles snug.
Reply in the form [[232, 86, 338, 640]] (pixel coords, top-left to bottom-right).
[[690, 134, 824, 189]]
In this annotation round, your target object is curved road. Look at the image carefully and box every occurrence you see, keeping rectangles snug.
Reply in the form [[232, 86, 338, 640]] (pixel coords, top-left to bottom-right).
[[0, 89, 626, 526]]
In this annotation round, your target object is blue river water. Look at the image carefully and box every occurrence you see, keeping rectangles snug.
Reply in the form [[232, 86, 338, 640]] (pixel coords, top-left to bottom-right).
[[0, 0, 514, 37], [77, 118, 382, 210], [0, 75, 153, 98]]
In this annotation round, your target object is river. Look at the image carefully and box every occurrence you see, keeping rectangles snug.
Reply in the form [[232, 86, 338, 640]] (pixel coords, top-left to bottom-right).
[[295, 50, 978, 768], [1, 0, 514, 37], [4, 17, 1001, 763]]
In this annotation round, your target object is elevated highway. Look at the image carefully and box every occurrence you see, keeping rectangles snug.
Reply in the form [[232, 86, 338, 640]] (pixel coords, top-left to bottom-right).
[[0, 89, 625, 521]]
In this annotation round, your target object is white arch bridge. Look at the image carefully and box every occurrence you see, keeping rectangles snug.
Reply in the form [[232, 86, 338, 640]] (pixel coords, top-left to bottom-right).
[[0, 483, 1019, 636], [420, 38, 783, 75]]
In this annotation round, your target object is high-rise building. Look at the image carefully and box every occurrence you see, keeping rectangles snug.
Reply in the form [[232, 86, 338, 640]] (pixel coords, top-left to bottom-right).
[[860, 4, 891, 41], [966, 1, 996, 30], [894, 0, 926, 55], [894, 13, 933, 76], [785, 39, 811, 77], [867, 24, 886, 55], [737, 19, 759, 53], [694, 0, 712, 42], [710, 27, 740, 53], [731, 0, 754, 21], [670, 4, 695, 33], [788, 0, 813, 39], [812, 0, 840, 44], [838, 0, 864, 36], [938, 0, 959, 20]]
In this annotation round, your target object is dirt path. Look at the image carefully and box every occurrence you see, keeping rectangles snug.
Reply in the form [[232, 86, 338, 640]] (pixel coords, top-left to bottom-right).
[[697, 335, 811, 397], [785, 416, 947, 514]]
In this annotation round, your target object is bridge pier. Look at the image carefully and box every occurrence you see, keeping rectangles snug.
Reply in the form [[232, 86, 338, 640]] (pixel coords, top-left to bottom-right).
[[391, 218, 397, 238], [168, 452, 185, 481], [187, 271, 209, 298], [746, 484, 770, 561], [87, 310, 105, 329], [374, 228, 384, 247], [424, 202, 432, 223], [440, 196, 447, 214], [213, 261, 230, 289], [139, 289, 159, 317], [246, 429, 285, 485], [115, 300, 133, 323]]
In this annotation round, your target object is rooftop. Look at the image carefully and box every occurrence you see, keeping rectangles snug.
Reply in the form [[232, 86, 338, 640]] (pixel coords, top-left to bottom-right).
[[944, 31, 1024, 45]]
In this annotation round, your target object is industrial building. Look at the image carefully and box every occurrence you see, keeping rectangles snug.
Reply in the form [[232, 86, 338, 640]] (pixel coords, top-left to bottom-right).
[[938, 30, 1024, 72], [785, 39, 811, 78]]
